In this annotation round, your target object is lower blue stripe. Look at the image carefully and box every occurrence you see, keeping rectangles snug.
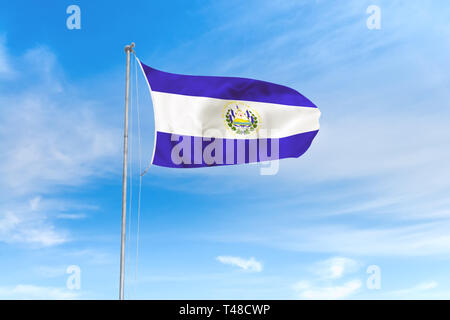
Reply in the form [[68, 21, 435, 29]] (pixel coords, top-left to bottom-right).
[[152, 130, 319, 168]]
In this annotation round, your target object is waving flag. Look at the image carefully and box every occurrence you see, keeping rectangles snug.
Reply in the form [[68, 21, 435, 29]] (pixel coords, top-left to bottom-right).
[[138, 59, 320, 168]]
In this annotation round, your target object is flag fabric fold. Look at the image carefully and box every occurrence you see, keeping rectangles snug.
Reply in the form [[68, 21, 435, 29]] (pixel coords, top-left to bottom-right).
[[138, 59, 320, 168]]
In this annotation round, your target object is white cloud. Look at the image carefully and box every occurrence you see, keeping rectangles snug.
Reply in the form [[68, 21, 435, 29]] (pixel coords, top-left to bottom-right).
[[65, 249, 114, 265], [0, 211, 21, 234], [216, 256, 262, 272], [55, 213, 87, 220], [0, 37, 121, 247], [416, 281, 439, 290], [0, 284, 80, 299], [29, 196, 41, 211], [1, 222, 66, 246], [293, 279, 361, 300], [313, 257, 359, 280], [273, 221, 450, 256], [293, 256, 361, 299], [0, 93, 120, 195], [34, 266, 68, 278], [388, 281, 438, 298], [0, 203, 67, 247]]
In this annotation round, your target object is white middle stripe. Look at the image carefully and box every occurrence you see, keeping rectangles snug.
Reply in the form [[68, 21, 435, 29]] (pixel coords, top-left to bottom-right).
[[151, 91, 321, 139]]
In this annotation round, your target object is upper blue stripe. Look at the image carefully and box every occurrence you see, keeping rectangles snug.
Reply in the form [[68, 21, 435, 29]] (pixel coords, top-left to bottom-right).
[[140, 61, 317, 108]]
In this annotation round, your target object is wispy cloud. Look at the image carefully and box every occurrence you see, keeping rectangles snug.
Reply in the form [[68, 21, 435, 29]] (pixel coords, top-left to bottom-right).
[[312, 257, 360, 280], [293, 256, 362, 299], [216, 256, 263, 272], [0, 38, 121, 247], [211, 219, 450, 257], [278, 221, 450, 256], [293, 279, 361, 300], [0, 284, 80, 299], [366, 280, 450, 299], [0, 200, 68, 246], [34, 265, 68, 278], [388, 281, 438, 298], [65, 249, 114, 266], [55, 213, 87, 220], [0, 40, 120, 195]]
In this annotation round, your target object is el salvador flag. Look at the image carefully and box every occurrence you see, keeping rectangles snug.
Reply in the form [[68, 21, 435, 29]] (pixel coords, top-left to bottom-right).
[[138, 59, 320, 168]]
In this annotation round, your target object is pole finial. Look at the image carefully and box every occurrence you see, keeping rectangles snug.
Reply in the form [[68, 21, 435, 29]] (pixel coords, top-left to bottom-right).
[[125, 42, 135, 53]]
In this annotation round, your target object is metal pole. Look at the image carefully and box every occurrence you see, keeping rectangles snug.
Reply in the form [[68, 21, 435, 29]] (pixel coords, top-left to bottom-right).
[[120, 42, 135, 300]]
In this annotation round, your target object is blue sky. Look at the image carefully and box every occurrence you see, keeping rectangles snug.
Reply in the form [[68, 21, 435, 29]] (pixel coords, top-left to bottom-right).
[[1, 0, 450, 299]]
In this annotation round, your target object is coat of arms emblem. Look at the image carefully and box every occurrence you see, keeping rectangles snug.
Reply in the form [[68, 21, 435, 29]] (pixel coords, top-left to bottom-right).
[[223, 102, 260, 135]]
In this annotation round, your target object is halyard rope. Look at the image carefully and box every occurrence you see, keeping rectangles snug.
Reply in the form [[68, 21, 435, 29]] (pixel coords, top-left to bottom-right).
[[134, 52, 143, 300], [126, 54, 134, 299]]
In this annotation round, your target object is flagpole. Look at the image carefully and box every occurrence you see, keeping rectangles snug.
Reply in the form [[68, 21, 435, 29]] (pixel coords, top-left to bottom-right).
[[120, 42, 135, 300]]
